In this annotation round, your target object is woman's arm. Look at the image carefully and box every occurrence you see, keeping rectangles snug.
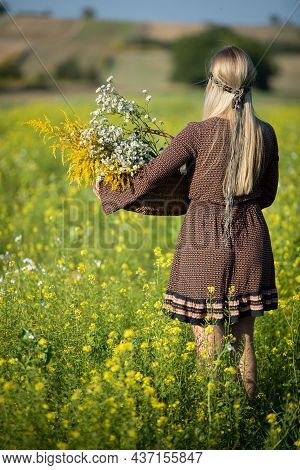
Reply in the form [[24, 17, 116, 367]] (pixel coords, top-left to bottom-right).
[[93, 122, 197, 215], [257, 126, 279, 210]]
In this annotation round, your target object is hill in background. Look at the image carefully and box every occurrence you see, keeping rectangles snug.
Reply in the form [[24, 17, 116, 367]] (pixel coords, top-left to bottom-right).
[[0, 14, 299, 97]]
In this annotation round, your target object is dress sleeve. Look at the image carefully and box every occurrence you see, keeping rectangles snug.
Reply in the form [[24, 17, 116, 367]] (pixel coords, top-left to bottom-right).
[[93, 122, 196, 215], [257, 126, 279, 210]]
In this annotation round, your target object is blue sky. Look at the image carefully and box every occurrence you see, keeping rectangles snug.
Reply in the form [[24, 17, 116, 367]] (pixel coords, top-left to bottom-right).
[[7, 0, 300, 25]]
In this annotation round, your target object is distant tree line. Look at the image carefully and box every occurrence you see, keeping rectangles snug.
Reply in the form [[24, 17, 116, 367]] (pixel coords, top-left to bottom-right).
[[54, 56, 99, 82], [171, 26, 278, 90], [0, 54, 101, 91]]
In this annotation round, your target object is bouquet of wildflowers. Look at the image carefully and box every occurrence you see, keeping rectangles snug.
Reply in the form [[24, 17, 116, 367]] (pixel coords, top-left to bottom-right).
[[26, 76, 173, 190]]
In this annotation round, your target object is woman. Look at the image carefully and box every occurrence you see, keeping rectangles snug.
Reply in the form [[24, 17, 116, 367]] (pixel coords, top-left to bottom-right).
[[93, 45, 279, 401]]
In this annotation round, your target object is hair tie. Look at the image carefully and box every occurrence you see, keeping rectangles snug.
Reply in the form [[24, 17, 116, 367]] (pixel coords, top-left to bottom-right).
[[209, 73, 250, 110], [232, 87, 250, 110]]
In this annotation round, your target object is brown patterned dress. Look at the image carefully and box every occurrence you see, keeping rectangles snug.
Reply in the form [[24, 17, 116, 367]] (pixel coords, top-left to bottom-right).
[[93, 116, 279, 325]]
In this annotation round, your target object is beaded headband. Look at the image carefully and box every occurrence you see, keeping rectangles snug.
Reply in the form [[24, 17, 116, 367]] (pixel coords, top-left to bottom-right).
[[209, 72, 251, 110]]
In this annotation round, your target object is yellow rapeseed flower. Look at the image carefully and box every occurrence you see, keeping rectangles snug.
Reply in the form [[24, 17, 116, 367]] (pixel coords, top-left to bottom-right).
[[77, 263, 86, 273], [57, 442, 68, 450], [207, 382, 216, 391], [224, 366, 237, 375], [135, 372, 143, 381], [186, 341, 196, 351], [150, 397, 166, 409], [114, 342, 133, 354], [136, 267, 146, 276], [8, 358, 17, 364], [123, 329, 134, 339], [34, 382, 44, 392], [157, 416, 168, 427], [38, 338, 47, 347], [153, 247, 162, 257], [71, 389, 81, 401], [266, 413, 277, 425], [205, 325, 214, 335], [3, 381, 13, 391], [144, 386, 155, 396]]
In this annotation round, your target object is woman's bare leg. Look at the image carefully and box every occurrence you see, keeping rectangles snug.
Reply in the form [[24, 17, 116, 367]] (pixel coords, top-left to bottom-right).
[[230, 316, 257, 401], [192, 323, 225, 363]]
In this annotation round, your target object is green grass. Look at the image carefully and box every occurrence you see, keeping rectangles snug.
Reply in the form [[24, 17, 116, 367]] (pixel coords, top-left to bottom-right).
[[0, 92, 299, 450]]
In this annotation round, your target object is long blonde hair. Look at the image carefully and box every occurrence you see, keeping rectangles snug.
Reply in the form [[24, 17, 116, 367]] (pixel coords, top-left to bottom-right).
[[202, 45, 264, 241]]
